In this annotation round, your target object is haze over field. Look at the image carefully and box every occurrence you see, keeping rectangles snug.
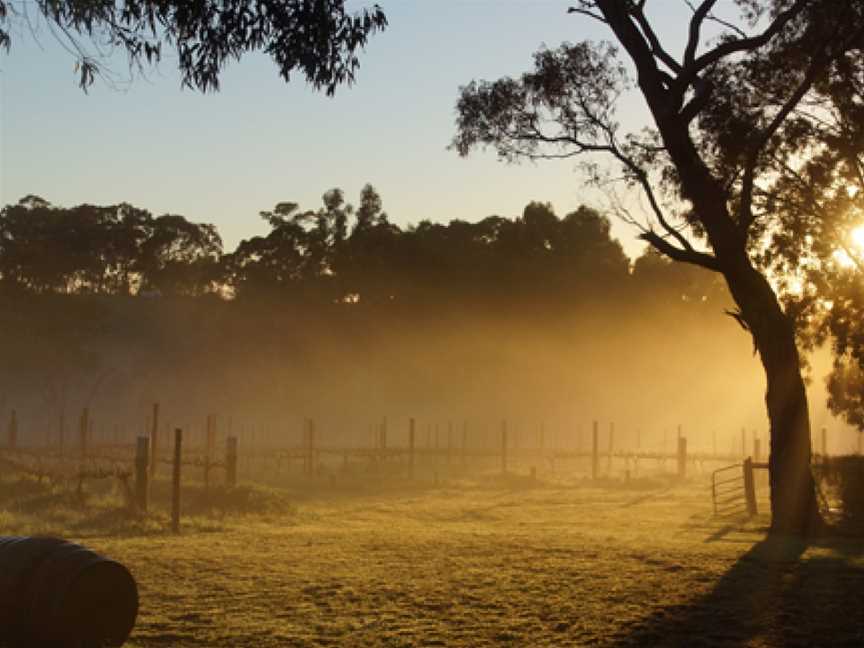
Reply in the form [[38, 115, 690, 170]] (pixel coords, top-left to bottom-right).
[[4, 1, 864, 646]]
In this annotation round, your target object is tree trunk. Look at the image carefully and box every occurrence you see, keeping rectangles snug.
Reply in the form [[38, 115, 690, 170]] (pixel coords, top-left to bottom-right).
[[724, 261, 824, 535]]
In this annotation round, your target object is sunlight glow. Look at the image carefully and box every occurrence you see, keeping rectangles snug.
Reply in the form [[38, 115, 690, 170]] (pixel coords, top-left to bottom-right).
[[852, 225, 864, 251], [833, 249, 856, 269]]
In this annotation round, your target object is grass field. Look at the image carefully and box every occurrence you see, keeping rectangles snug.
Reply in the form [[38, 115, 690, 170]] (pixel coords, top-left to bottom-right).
[[4, 470, 864, 647]]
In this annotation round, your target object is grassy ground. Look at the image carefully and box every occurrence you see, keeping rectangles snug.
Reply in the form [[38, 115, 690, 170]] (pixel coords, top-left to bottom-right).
[[3, 470, 864, 647]]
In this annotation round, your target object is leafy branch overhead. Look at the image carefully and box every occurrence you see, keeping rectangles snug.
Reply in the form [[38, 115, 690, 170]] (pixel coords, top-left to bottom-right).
[[0, 0, 387, 92], [454, 0, 864, 280]]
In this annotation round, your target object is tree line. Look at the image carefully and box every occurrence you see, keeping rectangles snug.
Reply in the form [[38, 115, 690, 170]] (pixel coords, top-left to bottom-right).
[[0, 189, 728, 308]]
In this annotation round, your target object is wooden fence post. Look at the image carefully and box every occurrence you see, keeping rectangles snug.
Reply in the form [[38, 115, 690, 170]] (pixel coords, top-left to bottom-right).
[[171, 428, 183, 534], [409, 418, 416, 479], [592, 421, 599, 480], [8, 410, 17, 450], [607, 422, 614, 475], [743, 457, 758, 516], [59, 411, 65, 456], [821, 427, 828, 457], [501, 420, 508, 474], [135, 436, 149, 513], [308, 419, 316, 476], [576, 423, 582, 455], [677, 436, 687, 479], [80, 407, 89, 459], [205, 415, 215, 491], [226, 436, 238, 488], [150, 403, 160, 478]]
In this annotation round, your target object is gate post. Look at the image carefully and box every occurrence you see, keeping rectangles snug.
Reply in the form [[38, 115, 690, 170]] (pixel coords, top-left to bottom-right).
[[743, 457, 758, 516]]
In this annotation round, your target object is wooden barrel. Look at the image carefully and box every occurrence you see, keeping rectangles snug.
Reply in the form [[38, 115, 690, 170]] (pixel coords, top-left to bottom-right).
[[0, 536, 138, 647]]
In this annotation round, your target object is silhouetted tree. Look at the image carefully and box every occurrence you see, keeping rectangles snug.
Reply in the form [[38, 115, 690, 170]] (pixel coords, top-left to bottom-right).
[[0, 197, 221, 296], [453, 1, 864, 534], [0, 1, 386, 93]]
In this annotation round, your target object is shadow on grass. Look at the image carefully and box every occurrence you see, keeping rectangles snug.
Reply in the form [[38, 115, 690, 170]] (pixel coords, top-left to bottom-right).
[[610, 534, 864, 647]]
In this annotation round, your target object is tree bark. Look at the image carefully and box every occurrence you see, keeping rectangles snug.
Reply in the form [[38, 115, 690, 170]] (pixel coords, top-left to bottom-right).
[[724, 260, 823, 535]]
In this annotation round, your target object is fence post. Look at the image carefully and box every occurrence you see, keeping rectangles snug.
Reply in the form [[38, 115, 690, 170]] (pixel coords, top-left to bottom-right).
[[226, 436, 238, 488], [447, 421, 453, 466], [80, 407, 89, 459], [592, 421, 599, 480], [501, 420, 508, 474], [607, 422, 614, 475], [409, 418, 416, 479], [821, 427, 828, 458], [8, 410, 17, 450], [308, 419, 317, 476], [743, 457, 758, 516], [134, 436, 149, 513], [59, 411, 65, 456], [171, 428, 183, 534], [677, 436, 687, 479], [150, 403, 160, 478], [381, 417, 388, 464], [205, 415, 215, 491]]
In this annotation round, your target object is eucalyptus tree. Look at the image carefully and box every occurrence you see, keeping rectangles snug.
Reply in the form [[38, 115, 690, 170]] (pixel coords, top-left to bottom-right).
[[453, 0, 864, 534], [0, 0, 386, 93]]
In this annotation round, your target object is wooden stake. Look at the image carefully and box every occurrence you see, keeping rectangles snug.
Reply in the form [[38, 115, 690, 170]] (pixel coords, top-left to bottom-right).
[[409, 418, 416, 479], [171, 428, 182, 534], [743, 457, 758, 516], [8, 410, 17, 450], [226, 436, 238, 488], [134, 436, 149, 513], [501, 420, 508, 474], [150, 403, 160, 478], [205, 415, 215, 491], [80, 407, 89, 459]]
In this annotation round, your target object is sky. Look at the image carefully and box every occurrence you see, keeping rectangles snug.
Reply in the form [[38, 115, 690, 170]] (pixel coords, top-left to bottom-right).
[[0, 0, 700, 257]]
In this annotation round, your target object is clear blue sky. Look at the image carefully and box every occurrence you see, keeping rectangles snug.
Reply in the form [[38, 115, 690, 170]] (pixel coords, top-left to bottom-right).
[[1, 1, 692, 256]]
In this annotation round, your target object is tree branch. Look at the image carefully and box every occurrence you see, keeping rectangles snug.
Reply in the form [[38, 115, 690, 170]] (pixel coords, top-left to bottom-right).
[[629, 3, 683, 75], [640, 230, 721, 271], [673, 0, 810, 102], [683, 0, 719, 68]]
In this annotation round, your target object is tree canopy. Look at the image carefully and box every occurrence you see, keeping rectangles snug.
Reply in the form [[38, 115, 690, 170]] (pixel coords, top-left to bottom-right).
[[0, 0, 386, 92]]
